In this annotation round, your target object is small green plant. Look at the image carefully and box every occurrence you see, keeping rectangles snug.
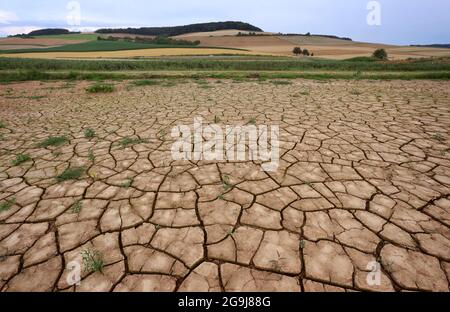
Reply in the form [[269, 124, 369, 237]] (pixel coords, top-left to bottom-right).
[[71, 201, 82, 214], [56, 167, 85, 182], [0, 197, 16, 213], [38, 136, 67, 147], [432, 133, 444, 142], [86, 83, 115, 93], [300, 240, 306, 249], [81, 249, 104, 273], [88, 149, 95, 162], [119, 136, 146, 149], [131, 79, 159, 86], [214, 115, 221, 123], [158, 129, 167, 140], [227, 228, 235, 236], [84, 128, 95, 139], [11, 153, 31, 166], [29, 95, 46, 100], [0, 121, 5, 128], [271, 80, 292, 85], [248, 117, 256, 125], [121, 178, 133, 188]]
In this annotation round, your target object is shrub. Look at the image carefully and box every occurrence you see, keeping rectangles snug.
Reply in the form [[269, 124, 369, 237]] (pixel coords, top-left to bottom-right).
[[293, 47, 302, 55], [302, 49, 310, 56], [373, 49, 388, 60]]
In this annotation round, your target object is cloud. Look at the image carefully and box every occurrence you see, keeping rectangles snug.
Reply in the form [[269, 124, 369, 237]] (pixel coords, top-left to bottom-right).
[[0, 10, 19, 24], [0, 26, 39, 36]]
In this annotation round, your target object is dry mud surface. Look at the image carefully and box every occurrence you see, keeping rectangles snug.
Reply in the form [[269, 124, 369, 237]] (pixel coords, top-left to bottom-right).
[[0, 79, 449, 292]]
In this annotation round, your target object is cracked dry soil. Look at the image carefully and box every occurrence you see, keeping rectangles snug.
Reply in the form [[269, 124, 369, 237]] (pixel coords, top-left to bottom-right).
[[0, 79, 449, 292]]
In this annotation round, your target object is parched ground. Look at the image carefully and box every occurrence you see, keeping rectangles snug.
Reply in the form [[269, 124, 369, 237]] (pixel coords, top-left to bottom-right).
[[0, 79, 449, 292]]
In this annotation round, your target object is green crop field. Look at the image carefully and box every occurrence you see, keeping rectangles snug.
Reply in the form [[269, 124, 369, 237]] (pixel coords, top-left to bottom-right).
[[1, 55, 449, 72]]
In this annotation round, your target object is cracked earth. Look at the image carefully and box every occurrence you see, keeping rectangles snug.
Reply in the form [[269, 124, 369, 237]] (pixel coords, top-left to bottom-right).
[[0, 79, 449, 292]]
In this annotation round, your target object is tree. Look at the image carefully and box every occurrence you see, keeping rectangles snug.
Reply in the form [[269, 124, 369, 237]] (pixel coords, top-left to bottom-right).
[[372, 48, 388, 60], [293, 47, 302, 55], [302, 49, 310, 56]]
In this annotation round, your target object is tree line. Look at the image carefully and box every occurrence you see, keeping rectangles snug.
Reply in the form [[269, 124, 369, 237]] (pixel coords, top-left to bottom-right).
[[95, 21, 263, 37]]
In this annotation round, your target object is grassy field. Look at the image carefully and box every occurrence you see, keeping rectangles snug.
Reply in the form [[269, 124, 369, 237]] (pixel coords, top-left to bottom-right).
[[0, 55, 449, 82], [0, 56, 449, 71], [1, 69, 449, 83]]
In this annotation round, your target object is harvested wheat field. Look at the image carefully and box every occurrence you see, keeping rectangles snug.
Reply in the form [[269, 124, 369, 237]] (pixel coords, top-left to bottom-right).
[[0, 37, 90, 51], [175, 32, 450, 60], [0, 79, 449, 292], [0, 48, 267, 59]]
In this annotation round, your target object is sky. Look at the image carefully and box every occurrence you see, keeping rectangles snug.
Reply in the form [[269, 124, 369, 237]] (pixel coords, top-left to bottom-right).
[[0, 0, 449, 45]]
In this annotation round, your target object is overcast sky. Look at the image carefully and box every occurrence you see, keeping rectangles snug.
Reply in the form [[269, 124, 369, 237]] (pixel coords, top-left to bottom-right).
[[0, 0, 449, 45]]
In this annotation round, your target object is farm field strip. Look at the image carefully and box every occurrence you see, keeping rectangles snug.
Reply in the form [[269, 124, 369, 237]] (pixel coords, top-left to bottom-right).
[[0, 48, 269, 59]]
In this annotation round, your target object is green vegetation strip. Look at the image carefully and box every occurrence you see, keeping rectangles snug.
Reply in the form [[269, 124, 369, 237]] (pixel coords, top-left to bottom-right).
[[1, 56, 449, 71], [1, 69, 449, 82]]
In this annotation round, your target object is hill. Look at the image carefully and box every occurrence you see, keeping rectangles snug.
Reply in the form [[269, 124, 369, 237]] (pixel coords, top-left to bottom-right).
[[411, 44, 450, 49], [28, 28, 78, 36], [95, 21, 262, 37]]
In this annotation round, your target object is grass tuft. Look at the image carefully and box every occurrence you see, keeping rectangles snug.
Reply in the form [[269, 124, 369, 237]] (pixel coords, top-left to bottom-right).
[[71, 201, 82, 214], [121, 178, 133, 188], [131, 79, 160, 86], [38, 136, 68, 147], [81, 249, 104, 273], [119, 136, 146, 149], [11, 153, 31, 166], [271, 80, 292, 85], [86, 83, 115, 93], [0, 197, 16, 212], [88, 149, 95, 162], [56, 167, 85, 182], [84, 128, 95, 139]]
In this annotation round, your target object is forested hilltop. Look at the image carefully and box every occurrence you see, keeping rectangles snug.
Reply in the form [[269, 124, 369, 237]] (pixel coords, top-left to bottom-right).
[[95, 21, 263, 36]]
